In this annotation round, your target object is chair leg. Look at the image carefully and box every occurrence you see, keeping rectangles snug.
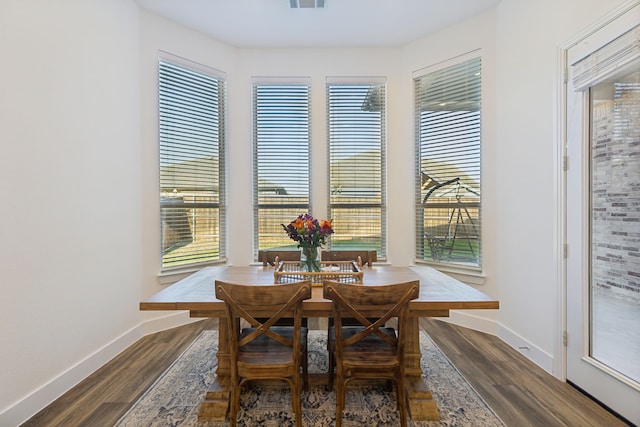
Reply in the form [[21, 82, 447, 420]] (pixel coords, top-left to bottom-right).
[[292, 376, 302, 427], [327, 341, 335, 390], [335, 373, 345, 427], [302, 343, 309, 390], [396, 377, 408, 427], [229, 380, 240, 427]]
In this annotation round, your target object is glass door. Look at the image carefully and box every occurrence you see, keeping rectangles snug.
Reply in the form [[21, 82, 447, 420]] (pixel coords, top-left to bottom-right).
[[565, 9, 640, 424], [589, 74, 640, 386]]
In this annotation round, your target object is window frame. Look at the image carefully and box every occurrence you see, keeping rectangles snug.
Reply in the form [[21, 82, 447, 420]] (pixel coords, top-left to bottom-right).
[[252, 78, 312, 258], [414, 53, 482, 271], [326, 77, 387, 258], [158, 53, 227, 273]]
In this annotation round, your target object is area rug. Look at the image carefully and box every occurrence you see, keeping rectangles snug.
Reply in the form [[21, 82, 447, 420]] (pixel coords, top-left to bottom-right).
[[115, 330, 505, 426]]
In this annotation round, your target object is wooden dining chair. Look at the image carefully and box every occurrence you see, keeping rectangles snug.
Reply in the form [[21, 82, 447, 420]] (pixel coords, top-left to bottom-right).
[[215, 280, 312, 427], [323, 280, 420, 427], [321, 249, 377, 267], [258, 249, 301, 267]]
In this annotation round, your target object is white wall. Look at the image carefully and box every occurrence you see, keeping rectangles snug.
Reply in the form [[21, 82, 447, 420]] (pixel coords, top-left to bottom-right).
[[0, 0, 142, 425], [493, 0, 628, 374], [1, 0, 633, 424]]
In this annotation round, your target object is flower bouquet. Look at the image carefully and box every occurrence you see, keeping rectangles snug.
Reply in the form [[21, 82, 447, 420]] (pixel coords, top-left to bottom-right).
[[282, 213, 334, 272]]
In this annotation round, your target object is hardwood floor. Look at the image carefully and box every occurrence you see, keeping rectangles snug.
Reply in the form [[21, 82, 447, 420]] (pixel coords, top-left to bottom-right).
[[20, 318, 631, 426], [20, 318, 219, 427], [419, 318, 632, 427]]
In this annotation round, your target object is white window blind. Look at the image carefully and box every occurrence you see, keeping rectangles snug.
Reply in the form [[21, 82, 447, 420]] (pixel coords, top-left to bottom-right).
[[327, 79, 386, 257], [158, 58, 226, 270], [572, 24, 640, 91], [414, 56, 481, 268], [253, 81, 311, 254]]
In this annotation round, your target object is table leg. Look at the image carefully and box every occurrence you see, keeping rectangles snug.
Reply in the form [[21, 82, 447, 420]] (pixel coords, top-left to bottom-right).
[[197, 318, 231, 422], [404, 317, 440, 421]]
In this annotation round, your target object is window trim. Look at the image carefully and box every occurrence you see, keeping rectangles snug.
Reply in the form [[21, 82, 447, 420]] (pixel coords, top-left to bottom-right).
[[326, 77, 387, 258], [413, 51, 483, 271], [157, 52, 227, 273], [251, 77, 312, 259]]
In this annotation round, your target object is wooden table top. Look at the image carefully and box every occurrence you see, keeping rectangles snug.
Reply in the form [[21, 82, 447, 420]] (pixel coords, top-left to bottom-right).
[[140, 265, 499, 317]]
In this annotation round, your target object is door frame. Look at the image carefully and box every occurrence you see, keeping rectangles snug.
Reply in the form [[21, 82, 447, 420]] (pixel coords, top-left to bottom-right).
[[558, 0, 640, 422]]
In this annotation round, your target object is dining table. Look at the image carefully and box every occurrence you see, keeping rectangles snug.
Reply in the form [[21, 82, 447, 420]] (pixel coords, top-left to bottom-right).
[[139, 264, 499, 422]]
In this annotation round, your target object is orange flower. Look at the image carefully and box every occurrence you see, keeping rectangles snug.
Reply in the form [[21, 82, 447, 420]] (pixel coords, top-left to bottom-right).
[[292, 217, 305, 229], [282, 213, 334, 248]]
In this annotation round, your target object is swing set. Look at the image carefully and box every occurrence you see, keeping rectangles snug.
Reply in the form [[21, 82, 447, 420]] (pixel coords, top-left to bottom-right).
[[421, 173, 479, 263]]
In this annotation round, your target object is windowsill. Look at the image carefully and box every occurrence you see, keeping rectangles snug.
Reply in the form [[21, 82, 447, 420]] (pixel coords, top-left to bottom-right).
[[158, 259, 228, 285], [412, 260, 486, 285]]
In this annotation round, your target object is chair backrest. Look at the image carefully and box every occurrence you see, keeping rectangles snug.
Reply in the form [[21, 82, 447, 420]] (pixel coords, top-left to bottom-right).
[[259, 250, 301, 267], [321, 250, 378, 267], [323, 280, 419, 350], [215, 280, 312, 351]]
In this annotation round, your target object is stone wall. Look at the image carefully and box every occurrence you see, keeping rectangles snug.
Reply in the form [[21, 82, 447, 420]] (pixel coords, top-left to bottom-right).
[[591, 81, 640, 301]]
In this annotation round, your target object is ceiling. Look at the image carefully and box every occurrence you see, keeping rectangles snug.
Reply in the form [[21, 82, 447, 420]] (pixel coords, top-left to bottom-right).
[[134, 0, 501, 48]]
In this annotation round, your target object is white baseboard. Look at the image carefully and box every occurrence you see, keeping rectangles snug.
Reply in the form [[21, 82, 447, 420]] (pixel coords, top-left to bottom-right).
[[0, 324, 144, 427], [436, 310, 499, 335], [142, 311, 202, 335], [437, 311, 554, 376], [497, 322, 554, 374], [0, 312, 198, 427]]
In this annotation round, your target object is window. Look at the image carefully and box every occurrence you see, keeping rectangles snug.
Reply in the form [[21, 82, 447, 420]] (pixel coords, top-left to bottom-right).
[[327, 79, 386, 257], [158, 57, 226, 270], [253, 80, 311, 255], [414, 55, 481, 268]]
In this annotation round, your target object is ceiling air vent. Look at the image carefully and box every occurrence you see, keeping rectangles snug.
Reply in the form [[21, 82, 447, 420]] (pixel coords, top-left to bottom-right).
[[290, 0, 326, 8]]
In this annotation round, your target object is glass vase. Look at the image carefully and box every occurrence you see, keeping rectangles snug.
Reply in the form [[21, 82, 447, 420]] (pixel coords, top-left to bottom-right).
[[300, 246, 321, 272]]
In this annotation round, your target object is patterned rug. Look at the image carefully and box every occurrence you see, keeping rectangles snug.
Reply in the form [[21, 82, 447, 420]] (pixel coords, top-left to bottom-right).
[[115, 330, 505, 426]]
